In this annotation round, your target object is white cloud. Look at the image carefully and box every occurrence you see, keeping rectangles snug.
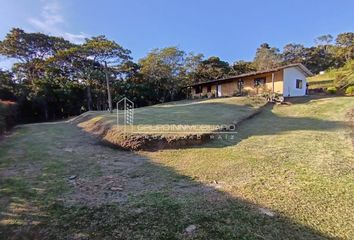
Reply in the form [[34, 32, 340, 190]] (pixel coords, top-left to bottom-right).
[[27, 0, 89, 44], [62, 32, 89, 44]]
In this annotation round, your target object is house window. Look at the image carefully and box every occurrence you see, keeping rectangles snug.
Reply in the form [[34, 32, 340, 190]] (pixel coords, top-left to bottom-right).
[[207, 86, 212, 92], [254, 78, 266, 87], [296, 79, 303, 89], [195, 86, 202, 94]]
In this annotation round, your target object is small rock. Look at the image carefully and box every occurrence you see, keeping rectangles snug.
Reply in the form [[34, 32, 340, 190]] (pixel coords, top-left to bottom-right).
[[213, 180, 218, 184], [63, 148, 73, 153], [110, 186, 123, 191], [134, 208, 144, 214], [259, 208, 275, 217], [72, 232, 89, 240], [105, 180, 114, 186], [185, 224, 197, 234], [68, 175, 77, 180]]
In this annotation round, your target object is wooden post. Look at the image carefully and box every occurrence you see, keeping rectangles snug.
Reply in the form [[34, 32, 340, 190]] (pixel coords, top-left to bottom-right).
[[270, 72, 275, 102], [104, 61, 113, 113], [271, 73, 275, 93]]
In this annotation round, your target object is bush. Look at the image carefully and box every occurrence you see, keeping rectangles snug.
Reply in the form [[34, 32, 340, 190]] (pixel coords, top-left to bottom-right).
[[0, 100, 17, 134], [242, 89, 251, 96], [326, 87, 337, 94], [345, 86, 354, 95], [201, 93, 208, 99], [232, 91, 242, 97], [210, 90, 216, 98]]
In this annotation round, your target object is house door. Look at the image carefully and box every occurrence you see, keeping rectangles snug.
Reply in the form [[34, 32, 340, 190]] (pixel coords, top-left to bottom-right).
[[217, 85, 222, 97]]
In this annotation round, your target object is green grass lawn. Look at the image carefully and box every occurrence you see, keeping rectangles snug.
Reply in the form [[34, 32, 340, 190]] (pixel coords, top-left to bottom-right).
[[307, 66, 340, 82], [306, 64, 350, 90], [78, 96, 266, 135], [307, 73, 335, 90], [0, 96, 353, 239]]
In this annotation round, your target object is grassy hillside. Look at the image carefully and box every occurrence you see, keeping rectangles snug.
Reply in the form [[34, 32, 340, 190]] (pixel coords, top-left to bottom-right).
[[307, 70, 336, 89], [80, 96, 266, 130], [76, 96, 266, 149], [307, 60, 354, 90], [307, 70, 337, 82], [0, 96, 353, 239]]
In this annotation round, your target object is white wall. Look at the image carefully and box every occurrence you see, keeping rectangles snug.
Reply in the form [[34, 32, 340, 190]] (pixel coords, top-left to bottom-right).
[[283, 67, 307, 97]]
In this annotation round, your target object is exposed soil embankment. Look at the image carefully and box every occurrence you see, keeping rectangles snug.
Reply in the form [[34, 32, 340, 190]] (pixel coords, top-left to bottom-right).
[[73, 115, 212, 150], [72, 105, 267, 151]]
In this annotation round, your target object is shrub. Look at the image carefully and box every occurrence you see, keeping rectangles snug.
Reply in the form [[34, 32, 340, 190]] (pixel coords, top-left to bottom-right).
[[345, 86, 354, 95], [232, 91, 242, 97], [201, 93, 208, 99], [210, 90, 216, 98], [0, 100, 17, 134], [326, 87, 337, 94], [242, 89, 251, 96]]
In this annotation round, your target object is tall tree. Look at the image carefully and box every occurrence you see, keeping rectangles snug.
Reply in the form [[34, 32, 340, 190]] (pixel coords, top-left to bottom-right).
[[194, 56, 230, 82], [82, 36, 131, 112], [139, 47, 187, 102], [230, 60, 256, 75], [51, 36, 131, 110], [315, 34, 333, 46], [335, 32, 354, 62], [114, 60, 141, 81], [0, 28, 73, 120], [301, 46, 338, 74], [51, 46, 98, 110], [0, 28, 72, 83], [183, 53, 204, 83], [253, 43, 281, 70], [282, 43, 306, 64], [0, 69, 16, 100]]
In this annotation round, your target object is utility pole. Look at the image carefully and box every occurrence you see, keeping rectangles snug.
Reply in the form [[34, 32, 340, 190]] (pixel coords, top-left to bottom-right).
[[104, 61, 113, 113]]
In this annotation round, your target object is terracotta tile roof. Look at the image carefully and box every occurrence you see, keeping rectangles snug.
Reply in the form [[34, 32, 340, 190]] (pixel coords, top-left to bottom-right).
[[188, 63, 313, 87]]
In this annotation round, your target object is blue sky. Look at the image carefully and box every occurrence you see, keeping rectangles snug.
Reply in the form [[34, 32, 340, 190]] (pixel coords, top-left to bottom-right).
[[1, 0, 354, 68]]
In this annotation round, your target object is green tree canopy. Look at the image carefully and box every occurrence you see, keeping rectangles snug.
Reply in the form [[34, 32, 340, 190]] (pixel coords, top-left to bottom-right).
[[282, 43, 306, 64], [335, 32, 354, 62], [231, 60, 256, 75], [139, 47, 187, 101], [194, 56, 230, 82], [253, 43, 281, 71]]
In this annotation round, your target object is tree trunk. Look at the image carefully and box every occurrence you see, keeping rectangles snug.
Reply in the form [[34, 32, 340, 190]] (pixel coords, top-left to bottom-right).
[[87, 85, 93, 111], [104, 62, 113, 113], [170, 89, 175, 101], [43, 103, 49, 121]]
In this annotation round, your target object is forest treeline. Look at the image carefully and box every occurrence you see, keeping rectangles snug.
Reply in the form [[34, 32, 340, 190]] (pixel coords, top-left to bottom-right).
[[0, 28, 353, 123]]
